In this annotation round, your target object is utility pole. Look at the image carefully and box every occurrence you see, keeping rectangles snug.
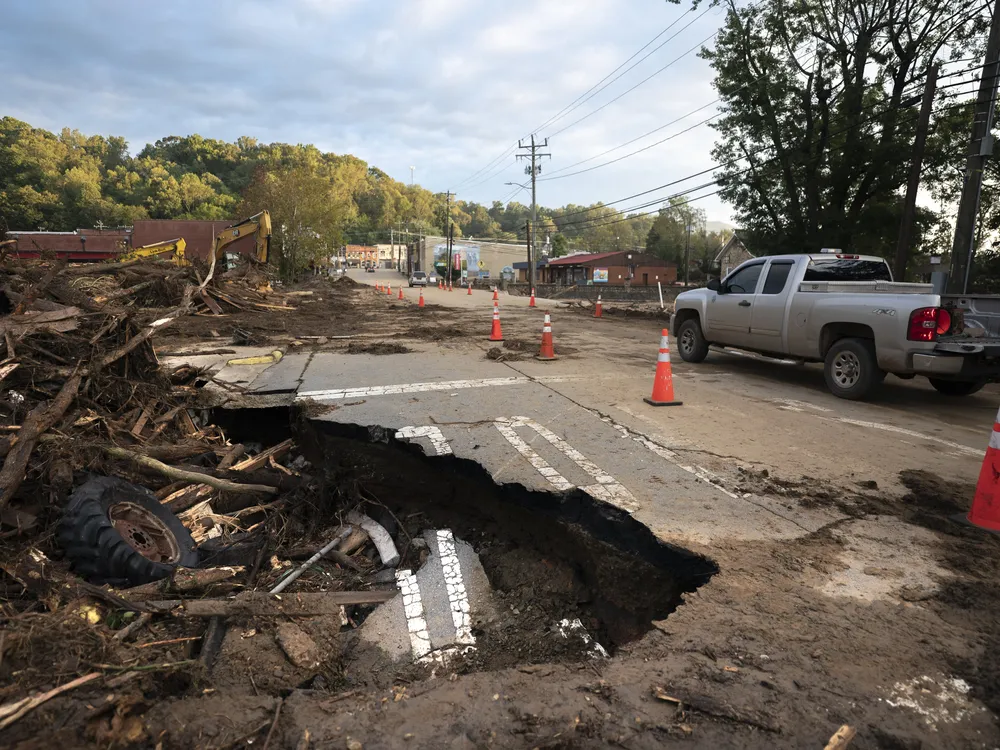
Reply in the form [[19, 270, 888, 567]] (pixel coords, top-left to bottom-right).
[[516, 135, 550, 291], [684, 224, 692, 287], [525, 220, 532, 284], [444, 190, 454, 283], [948, 0, 1000, 293], [894, 64, 939, 281]]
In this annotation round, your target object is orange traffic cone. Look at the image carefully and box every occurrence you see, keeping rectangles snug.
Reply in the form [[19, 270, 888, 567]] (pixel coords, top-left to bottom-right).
[[487, 303, 504, 342], [448, 280, 453, 292], [376, 282, 381, 292], [386, 284, 392, 296], [529, 288, 536, 307], [967, 409, 1000, 532], [644, 329, 682, 406], [536, 313, 557, 361], [595, 295, 602, 318], [467, 282, 473, 296], [437, 280, 442, 290], [492, 288, 499, 302], [398, 286, 404, 300], [418, 289, 425, 308]]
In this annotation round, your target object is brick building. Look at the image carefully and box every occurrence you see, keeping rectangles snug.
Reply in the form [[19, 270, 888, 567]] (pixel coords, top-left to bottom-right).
[[344, 245, 378, 267], [540, 250, 677, 286]]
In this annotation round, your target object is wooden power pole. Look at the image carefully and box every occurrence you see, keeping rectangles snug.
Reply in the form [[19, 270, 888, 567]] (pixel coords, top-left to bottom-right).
[[947, 0, 1000, 293]]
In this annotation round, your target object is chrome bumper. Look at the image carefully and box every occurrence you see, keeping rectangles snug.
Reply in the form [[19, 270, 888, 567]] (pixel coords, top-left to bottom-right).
[[912, 353, 964, 375]]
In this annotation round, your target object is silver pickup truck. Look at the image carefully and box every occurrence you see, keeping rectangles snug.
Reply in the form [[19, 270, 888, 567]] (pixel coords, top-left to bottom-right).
[[670, 251, 1000, 400]]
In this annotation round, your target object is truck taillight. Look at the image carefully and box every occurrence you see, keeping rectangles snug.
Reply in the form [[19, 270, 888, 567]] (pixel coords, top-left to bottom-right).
[[908, 307, 951, 341]]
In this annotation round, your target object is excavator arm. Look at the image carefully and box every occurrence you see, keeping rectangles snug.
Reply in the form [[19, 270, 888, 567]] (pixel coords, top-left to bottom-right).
[[213, 211, 271, 264], [116, 238, 187, 264]]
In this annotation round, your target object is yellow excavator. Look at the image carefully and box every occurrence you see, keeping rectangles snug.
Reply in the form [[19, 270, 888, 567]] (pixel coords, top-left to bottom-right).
[[212, 211, 271, 265], [116, 237, 187, 265]]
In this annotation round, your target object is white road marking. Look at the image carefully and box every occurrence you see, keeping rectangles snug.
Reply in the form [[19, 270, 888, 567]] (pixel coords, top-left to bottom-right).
[[436, 530, 475, 646], [298, 376, 526, 401], [823, 417, 981, 458], [494, 421, 575, 491], [494, 417, 639, 512], [395, 569, 431, 659], [394, 426, 453, 455], [296, 374, 646, 403], [768, 398, 833, 413]]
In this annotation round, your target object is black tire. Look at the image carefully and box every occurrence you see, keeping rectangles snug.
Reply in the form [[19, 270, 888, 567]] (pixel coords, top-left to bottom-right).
[[677, 318, 710, 363], [824, 338, 885, 400], [929, 378, 986, 397], [58, 477, 199, 586]]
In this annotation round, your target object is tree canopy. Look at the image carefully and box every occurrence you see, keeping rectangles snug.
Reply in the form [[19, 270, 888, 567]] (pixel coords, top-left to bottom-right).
[[0, 116, 666, 270], [702, 0, 989, 275]]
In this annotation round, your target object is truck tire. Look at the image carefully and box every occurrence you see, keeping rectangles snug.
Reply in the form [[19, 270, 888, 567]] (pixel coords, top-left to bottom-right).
[[929, 378, 985, 397], [58, 477, 199, 586], [824, 338, 885, 400], [677, 318, 710, 363]]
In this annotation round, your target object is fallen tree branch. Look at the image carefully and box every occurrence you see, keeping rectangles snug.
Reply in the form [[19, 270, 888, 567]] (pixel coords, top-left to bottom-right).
[[0, 371, 82, 507], [145, 590, 396, 617], [120, 566, 244, 601], [102, 446, 278, 495], [0, 672, 101, 731]]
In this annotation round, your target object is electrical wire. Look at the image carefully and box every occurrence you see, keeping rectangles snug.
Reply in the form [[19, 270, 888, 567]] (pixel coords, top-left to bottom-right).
[[547, 28, 721, 140], [534, 7, 714, 137]]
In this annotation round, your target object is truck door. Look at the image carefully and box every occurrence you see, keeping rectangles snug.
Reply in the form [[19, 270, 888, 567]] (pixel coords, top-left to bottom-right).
[[749, 260, 796, 353], [706, 261, 764, 345]]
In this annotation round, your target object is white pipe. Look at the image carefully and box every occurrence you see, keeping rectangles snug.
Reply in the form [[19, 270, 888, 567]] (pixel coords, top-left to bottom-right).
[[269, 525, 353, 594], [347, 510, 401, 567], [658, 282, 664, 310]]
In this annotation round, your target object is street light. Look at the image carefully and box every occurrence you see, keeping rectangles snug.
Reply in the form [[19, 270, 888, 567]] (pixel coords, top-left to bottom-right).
[[410, 166, 415, 185]]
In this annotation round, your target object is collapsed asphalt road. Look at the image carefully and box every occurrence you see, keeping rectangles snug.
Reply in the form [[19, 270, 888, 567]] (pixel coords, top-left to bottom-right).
[[123, 270, 1000, 748], [8, 269, 996, 749]]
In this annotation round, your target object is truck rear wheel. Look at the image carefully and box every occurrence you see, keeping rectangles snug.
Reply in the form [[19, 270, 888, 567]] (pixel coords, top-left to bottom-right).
[[824, 338, 885, 400], [928, 378, 985, 397], [677, 318, 709, 363]]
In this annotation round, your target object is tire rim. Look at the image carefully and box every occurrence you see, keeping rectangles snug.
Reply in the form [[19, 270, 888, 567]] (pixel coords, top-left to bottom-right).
[[680, 327, 696, 355], [109, 502, 181, 564], [832, 351, 862, 389]]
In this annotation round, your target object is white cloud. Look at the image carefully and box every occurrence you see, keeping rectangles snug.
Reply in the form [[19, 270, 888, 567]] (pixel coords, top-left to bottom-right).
[[0, 0, 733, 222]]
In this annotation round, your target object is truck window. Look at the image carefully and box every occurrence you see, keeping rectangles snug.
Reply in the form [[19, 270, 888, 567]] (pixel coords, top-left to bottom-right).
[[724, 263, 764, 294], [804, 259, 891, 282], [761, 261, 794, 294]]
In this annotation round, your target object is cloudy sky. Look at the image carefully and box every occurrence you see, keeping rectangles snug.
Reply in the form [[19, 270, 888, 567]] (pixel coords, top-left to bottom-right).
[[2, 0, 733, 222]]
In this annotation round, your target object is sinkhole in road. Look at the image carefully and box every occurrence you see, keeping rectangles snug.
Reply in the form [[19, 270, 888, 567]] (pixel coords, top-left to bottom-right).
[[216, 407, 718, 672]]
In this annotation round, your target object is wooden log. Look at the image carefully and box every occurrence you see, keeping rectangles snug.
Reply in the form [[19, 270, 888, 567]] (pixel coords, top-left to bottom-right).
[[0, 372, 82, 506], [121, 566, 245, 600], [823, 725, 857, 750], [145, 590, 396, 617], [103, 446, 278, 495]]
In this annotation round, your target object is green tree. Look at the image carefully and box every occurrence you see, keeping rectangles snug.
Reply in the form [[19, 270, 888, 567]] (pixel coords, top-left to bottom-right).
[[704, 0, 987, 271]]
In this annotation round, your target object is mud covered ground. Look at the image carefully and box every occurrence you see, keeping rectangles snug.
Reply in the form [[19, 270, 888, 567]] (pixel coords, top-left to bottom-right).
[[4, 274, 999, 749], [7, 458, 997, 749]]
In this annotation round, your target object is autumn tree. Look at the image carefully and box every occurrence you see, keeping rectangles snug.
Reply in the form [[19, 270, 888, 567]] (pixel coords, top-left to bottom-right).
[[704, 0, 987, 270]]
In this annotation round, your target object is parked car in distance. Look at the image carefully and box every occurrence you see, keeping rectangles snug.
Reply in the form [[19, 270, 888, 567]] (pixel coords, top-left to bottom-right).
[[427, 272, 438, 285], [365, 264, 375, 273], [409, 271, 428, 287]]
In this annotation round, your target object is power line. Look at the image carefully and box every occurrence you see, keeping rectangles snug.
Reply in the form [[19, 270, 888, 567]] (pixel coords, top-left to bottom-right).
[[552, 89, 955, 234], [546, 28, 720, 139], [457, 8, 709, 193], [533, 7, 712, 136]]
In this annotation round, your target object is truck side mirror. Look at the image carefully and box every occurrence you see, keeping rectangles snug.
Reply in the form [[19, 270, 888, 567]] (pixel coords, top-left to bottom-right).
[[707, 278, 721, 292]]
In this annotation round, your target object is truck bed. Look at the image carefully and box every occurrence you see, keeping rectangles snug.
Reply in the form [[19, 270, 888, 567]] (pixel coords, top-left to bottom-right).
[[798, 280, 934, 294]]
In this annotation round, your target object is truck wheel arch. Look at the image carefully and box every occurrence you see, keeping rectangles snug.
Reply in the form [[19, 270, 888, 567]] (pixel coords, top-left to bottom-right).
[[819, 322, 875, 358], [672, 308, 701, 338]]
